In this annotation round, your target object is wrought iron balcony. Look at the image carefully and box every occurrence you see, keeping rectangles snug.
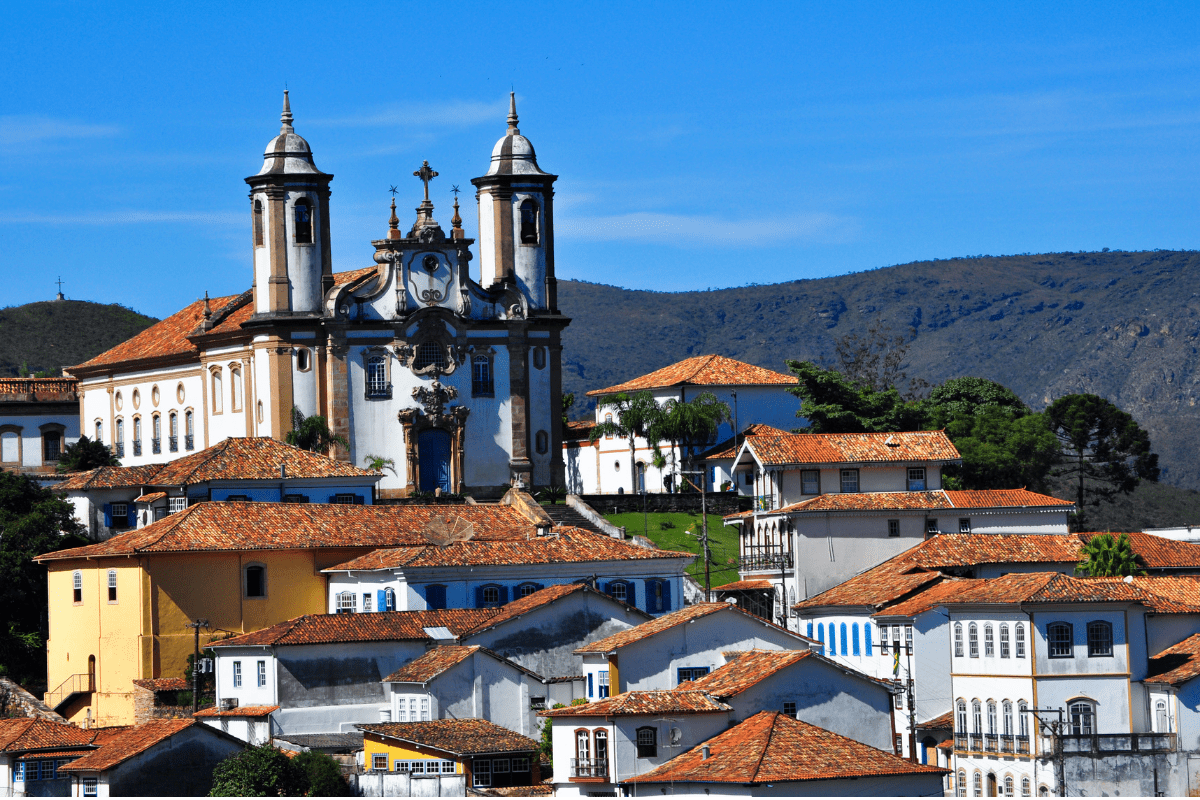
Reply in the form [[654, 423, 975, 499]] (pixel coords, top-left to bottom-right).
[[739, 549, 793, 572], [969, 735, 982, 752], [151, 438, 161, 454], [570, 758, 608, 779], [1060, 733, 1175, 754], [954, 733, 968, 751], [1000, 735, 1014, 754], [185, 434, 194, 451], [169, 435, 178, 452], [984, 734, 998, 752], [366, 383, 392, 399], [132, 440, 142, 457], [114, 442, 124, 458], [1016, 735, 1030, 754]]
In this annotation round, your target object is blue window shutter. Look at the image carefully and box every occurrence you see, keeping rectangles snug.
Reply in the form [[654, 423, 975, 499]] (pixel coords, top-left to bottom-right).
[[499, 585, 509, 604], [103, 504, 112, 527], [840, 623, 848, 656], [127, 505, 138, 528], [354, 494, 365, 505], [587, 673, 594, 698], [852, 623, 861, 656], [601, 582, 611, 596], [817, 623, 824, 643], [474, 586, 484, 608], [807, 622, 814, 639], [535, 583, 545, 592], [865, 624, 873, 656], [662, 580, 672, 612], [377, 590, 386, 612]]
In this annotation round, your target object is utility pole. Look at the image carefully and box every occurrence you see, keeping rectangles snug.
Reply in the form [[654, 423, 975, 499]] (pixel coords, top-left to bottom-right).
[[681, 470, 712, 602], [184, 619, 210, 715], [906, 631, 917, 763]]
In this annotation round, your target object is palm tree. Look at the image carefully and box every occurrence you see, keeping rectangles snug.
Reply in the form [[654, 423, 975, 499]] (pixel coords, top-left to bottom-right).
[[589, 391, 662, 494], [651, 392, 731, 489], [287, 407, 349, 454], [1075, 532, 1146, 577]]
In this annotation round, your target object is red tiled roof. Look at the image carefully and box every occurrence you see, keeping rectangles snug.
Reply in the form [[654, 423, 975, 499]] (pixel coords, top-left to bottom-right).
[[713, 579, 775, 592], [16, 748, 96, 760], [794, 570, 942, 612], [563, 421, 597, 442], [873, 579, 973, 618], [132, 678, 189, 692], [358, 720, 538, 756], [917, 710, 954, 731], [58, 437, 377, 490], [540, 691, 731, 717], [193, 705, 278, 718], [1146, 633, 1200, 686], [576, 602, 807, 654], [702, 424, 793, 460], [323, 527, 695, 571], [71, 294, 244, 370], [894, 534, 1085, 570], [461, 583, 649, 636], [1127, 576, 1200, 607], [35, 503, 536, 561], [212, 609, 497, 648], [744, 430, 960, 467], [0, 719, 94, 752], [677, 650, 816, 697], [625, 711, 947, 785], [763, 488, 1072, 516], [58, 719, 198, 772], [135, 492, 167, 503], [1093, 532, 1200, 570], [382, 646, 479, 682], [587, 355, 795, 396], [934, 572, 1200, 612]]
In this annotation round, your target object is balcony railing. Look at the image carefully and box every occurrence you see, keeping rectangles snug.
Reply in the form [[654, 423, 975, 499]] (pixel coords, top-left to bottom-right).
[[754, 494, 776, 511], [1000, 735, 1014, 753], [570, 758, 608, 779], [132, 441, 142, 457], [44, 672, 94, 711], [969, 735, 982, 752], [1016, 735, 1030, 754], [0, 378, 78, 395], [984, 734, 998, 752], [169, 435, 178, 452], [954, 733, 968, 751], [739, 549, 793, 572], [114, 442, 125, 458], [185, 434, 194, 451], [151, 438, 161, 455], [366, 383, 393, 400], [1060, 733, 1175, 754]]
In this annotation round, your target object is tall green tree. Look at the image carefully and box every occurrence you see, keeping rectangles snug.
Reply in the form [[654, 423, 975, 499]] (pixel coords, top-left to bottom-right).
[[1075, 532, 1146, 577], [651, 392, 731, 485], [922, 376, 1030, 428], [0, 472, 88, 689], [1044, 394, 1159, 528], [590, 391, 662, 493], [209, 743, 307, 797], [785, 360, 922, 433], [287, 407, 349, 454], [56, 435, 120, 473]]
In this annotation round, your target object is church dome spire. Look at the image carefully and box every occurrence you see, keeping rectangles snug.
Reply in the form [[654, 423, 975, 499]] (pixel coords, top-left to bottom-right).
[[257, 90, 325, 176], [487, 91, 546, 176]]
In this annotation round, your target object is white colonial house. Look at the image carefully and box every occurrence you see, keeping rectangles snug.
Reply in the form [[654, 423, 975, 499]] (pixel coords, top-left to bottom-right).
[[68, 92, 569, 498], [0, 377, 79, 480], [564, 355, 798, 495], [717, 430, 1075, 624], [573, 602, 813, 700]]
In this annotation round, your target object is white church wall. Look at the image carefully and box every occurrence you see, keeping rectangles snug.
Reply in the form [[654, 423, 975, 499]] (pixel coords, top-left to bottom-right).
[[252, 337, 274, 437], [464, 347, 513, 488], [510, 190, 547, 310], [286, 190, 323, 314], [528, 342, 553, 486], [476, 192, 498, 287]]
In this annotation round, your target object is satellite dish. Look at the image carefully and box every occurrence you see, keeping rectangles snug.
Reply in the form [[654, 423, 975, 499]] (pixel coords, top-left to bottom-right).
[[669, 727, 683, 745]]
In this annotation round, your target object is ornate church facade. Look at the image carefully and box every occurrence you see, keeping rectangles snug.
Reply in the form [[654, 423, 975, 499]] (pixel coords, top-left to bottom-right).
[[70, 93, 568, 497]]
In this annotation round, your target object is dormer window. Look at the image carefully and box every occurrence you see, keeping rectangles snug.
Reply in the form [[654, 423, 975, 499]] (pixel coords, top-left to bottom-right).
[[294, 198, 313, 244], [519, 199, 539, 244]]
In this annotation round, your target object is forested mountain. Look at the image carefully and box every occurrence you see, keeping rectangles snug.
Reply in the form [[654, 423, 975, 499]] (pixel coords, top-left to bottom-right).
[[0, 300, 157, 377]]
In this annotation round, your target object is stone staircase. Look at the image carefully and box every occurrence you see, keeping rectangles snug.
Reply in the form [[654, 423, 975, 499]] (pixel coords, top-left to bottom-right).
[[541, 503, 610, 536]]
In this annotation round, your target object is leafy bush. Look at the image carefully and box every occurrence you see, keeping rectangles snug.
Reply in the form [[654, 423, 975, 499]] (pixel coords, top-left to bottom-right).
[[294, 750, 350, 796], [209, 743, 306, 797]]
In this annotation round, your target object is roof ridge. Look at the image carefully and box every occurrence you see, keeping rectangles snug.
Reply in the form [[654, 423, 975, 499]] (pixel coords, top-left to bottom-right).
[[749, 710, 778, 782]]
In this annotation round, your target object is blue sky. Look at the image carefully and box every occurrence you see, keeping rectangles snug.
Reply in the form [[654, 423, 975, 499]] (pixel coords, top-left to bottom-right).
[[3, 2, 1199, 318]]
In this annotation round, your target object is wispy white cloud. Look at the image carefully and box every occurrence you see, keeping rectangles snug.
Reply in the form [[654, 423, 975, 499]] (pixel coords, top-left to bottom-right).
[[0, 115, 121, 149], [556, 211, 859, 246], [312, 99, 508, 129], [0, 210, 240, 225]]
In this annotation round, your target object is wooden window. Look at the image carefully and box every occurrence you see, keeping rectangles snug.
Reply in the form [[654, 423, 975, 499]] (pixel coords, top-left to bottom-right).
[[984, 624, 995, 657], [472, 354, 494, 396], [73, 571, 82, 604], [839, 469, 859, 493], [907, 467, 926, 490], [1000, 623, 1010, 658], [1048, 622, 1073, 658], [1087, 621, 1113, 657], [635, 726, 656, 758], [107, 569, 117, 603], [336, 592, 356, 613], [1015, 623, 1026, 658], [888, 519, 900, 537], [969, 623, 979, 657]]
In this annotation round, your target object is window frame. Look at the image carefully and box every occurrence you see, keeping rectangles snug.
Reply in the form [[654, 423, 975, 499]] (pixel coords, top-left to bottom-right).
[[1087, 620, 1114, 658], [800, 469, 820, 495], [471, 351, 495, 397], [1016, 622, 1027, 658], [73, 570, 83, 605], [906, 466, 926, 491], [257, 660, 267, 687], [336, 592, 356, 614], [1069, 699, 1095, 735], [959, 517, 972, 533], [364, 349, 392, 399], [243, 563, 267, 599], [839, 468, 859, 493], [210, 367, 223, 415], [954, 622, 964, 657], [233, 660, 242, 688], [968, 622, 979, 658], [887, 518, 900, 537], [107, 569, 117, 604], [635, 726, 657, 758], [926, 518, 939, 534], [1047, 622, 1073, 659], [984, 624, 995, 657], [1000, 623, 1010, 658]]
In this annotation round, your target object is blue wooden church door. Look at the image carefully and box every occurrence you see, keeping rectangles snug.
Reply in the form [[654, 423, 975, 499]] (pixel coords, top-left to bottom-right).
[[418, 429, 452, 493]]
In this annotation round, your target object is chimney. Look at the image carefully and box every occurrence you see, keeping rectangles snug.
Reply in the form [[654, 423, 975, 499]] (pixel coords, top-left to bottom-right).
[[701, 745, 711, 760]]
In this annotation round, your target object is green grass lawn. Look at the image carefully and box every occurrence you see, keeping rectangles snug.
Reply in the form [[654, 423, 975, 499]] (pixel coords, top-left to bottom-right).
[[601, 511, 741, 588]]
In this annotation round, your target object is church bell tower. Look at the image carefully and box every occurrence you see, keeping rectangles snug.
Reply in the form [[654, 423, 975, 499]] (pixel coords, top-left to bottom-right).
[[245, 91, 334, 317], [471, 93, 559, 312]]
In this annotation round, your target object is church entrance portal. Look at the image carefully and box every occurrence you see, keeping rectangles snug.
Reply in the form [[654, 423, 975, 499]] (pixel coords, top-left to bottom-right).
[[418, 429, 452, 493]]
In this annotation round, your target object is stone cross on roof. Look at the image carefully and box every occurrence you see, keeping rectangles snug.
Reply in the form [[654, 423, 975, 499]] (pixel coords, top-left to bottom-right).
[[414, 160, 438, 202]]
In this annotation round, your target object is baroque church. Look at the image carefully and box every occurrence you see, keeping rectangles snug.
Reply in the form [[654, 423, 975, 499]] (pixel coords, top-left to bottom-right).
[[70, 92, 568, 498]]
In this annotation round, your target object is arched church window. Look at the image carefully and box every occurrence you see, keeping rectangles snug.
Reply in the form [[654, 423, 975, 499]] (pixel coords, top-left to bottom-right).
[[211, 369, 223, 414], [472, 354, 494, 396], [296, 347, 311, 372], [519, 199, 539, 244], [365, 355, 390, 399], [536, 430, 549, 455], [169, 412, 178, 453], [184, 410, 194, 451], [532, 346, 546, 370], [230, 366, 243, 411], [253, 199, 264, 247], [294, 198, 313, 244], [95, 420, 103, 443], [413, 341, 447, 372]]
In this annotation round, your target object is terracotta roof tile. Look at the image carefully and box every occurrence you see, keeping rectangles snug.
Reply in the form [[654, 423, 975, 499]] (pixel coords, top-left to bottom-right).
[[1146, 633, 1200, 686], [382, 646, 479, 682], [323, 527, 695, 571], [58, 437, 377, 490], [745, 431, 960, 467], [132, 678, 189, 692], [358, 720, 538, 756], [1091, 532, 1200, 570], [933, 572, 1200, 611], [794, 571, 943, 612], [587, 355, 795, 396], [58, 719, 198, 772], [676, 650, 816, 697], [713, 579, 775, 592], [576, 602, 807, 654], [625, 711, 947, 785], [71, 295, 243, 370], [212, 609, 497, 648], [873, 579, 973, 618], [461, 583, 648, 636], [765, 488, 1072, 516], [540, 690, 731, 717], [0, 719, 95, 752], [35, 503, 536, 561], [16, 748, 96, 760], [917, 710, 954, 730], [563, 421, 597, 442], [193, 705, 278, 718], [702, 425, 792, 460], [894, 534, 1086, 570], [134, 492, 167, 503]]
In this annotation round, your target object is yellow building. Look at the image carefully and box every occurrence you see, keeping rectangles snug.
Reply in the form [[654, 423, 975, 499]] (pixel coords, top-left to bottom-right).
[[36, 501, 536, 727], [358, 719, 540, 791]]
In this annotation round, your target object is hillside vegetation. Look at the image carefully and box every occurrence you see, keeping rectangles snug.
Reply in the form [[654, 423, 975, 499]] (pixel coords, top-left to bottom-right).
[[559, 250, 1200, 498], [0, 301, 157, 377]]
